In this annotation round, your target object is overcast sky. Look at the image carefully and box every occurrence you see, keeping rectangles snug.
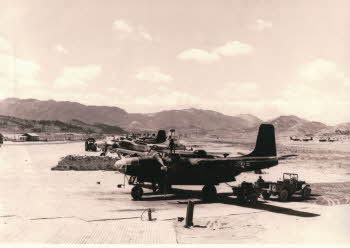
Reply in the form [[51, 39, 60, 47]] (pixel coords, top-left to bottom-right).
[[0, 0, 349, 124]]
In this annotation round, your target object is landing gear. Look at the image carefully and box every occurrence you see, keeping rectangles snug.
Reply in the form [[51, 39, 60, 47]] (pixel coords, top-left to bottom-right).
[[149, 182, 172, 194], [201, 185, 217, 202], [131, 186, 143, 200], [159, 183, 172, 193]]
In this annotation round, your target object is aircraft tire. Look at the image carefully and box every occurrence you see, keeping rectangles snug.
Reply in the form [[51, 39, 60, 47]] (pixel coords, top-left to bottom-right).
[[131, 186, 143, 200], [279, 189, 289, 202], [202, 185, 217, 202]]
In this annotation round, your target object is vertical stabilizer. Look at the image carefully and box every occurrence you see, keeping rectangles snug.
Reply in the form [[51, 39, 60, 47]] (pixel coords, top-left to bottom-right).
[[156, 130, 167, 143], [246, 124, 276, 157]]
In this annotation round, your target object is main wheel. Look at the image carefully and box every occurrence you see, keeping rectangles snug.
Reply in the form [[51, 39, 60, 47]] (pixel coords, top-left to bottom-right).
[[279, 189, 289, 202], [201, 185, 217, 202], [302, 186, 311, 199], [131, 186, 143, 200], [262, 191, 271, 200]]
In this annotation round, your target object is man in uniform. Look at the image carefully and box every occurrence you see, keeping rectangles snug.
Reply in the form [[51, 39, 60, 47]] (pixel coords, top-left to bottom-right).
[[169, 138, 175, 154]]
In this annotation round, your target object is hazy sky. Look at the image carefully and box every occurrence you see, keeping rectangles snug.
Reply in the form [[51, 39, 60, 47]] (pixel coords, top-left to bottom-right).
[[0, 0, 349, 124]]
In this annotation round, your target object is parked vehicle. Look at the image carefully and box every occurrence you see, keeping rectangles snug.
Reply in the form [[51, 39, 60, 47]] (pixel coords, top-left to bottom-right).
[[259, 173, 311, 202], [232, 182, 261, 205]]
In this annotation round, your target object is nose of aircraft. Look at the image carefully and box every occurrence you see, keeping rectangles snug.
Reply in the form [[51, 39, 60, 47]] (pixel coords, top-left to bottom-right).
[[114, 157, 139, 174], [114, 157, 129, 173]]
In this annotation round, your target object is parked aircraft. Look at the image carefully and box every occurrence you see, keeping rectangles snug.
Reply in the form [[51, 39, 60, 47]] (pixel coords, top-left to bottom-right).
[[114, 124, 279, 201], [290, 136, 301, 141], [302, 136, 313, 141]]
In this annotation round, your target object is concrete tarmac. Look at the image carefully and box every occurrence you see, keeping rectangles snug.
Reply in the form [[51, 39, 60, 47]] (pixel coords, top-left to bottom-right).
[[0, 142, 349, 244]]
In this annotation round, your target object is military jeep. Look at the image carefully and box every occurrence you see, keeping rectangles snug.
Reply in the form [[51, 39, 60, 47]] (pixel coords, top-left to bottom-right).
[[260, 173, 311, 202]]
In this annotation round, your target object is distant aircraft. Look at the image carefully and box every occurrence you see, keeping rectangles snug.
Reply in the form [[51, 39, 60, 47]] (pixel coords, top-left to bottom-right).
[[135, 130, 167, 144], [114, 124, 279, 201], [85, 138, 97, 151], [290, 136, 301, 141], [327, 137, 338, 142], [103, 129, 186, 156], [302, 136, 313, 141]]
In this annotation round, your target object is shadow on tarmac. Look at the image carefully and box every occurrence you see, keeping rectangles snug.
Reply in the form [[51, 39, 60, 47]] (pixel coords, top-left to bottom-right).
[[98, 188, 320, 218]]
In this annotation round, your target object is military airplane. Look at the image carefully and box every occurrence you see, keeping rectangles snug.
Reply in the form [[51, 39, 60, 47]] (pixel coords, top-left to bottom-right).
[[302, 136, 313, 142], [105, 129, 186, 156], [85, 137, 97, 151], [96, 130, 168, 154], [136, 130, 167, 144], [114, 124, 279, 201]]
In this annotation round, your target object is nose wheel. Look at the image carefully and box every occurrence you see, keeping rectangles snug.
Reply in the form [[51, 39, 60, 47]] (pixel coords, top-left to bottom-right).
[[131, 186, 143, 200]]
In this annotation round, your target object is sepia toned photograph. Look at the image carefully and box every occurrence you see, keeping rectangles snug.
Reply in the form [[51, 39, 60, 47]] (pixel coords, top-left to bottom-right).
[[0, 0, 349, 246]]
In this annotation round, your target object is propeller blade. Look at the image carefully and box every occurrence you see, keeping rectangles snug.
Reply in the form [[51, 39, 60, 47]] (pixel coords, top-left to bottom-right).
[[116, 151, 123, 160]]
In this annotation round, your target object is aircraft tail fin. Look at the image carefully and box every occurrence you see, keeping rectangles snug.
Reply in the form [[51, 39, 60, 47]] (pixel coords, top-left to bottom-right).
[[156, 130, 167, 143], [246, 124, 276, 157]]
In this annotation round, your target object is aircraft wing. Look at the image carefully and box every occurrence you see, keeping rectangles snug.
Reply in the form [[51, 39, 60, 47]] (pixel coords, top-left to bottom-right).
[[114, 148, 149, 157], [205, 151, 231, 157]]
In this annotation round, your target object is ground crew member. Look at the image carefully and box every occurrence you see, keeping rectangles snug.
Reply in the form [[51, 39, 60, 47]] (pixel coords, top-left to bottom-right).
[[154, 153, 171, 193], [154, 153, 167, 172], [169, 138, 175, 154], [257, 176, 265, 187]]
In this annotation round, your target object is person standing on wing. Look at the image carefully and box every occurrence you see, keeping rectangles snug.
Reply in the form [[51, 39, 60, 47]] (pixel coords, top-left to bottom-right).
[[169, 138, 175, 154]]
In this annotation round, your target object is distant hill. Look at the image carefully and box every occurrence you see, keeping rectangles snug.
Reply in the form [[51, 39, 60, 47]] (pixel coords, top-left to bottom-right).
[[266, 115, 329, 136], [335, 122, 350, 130], [124, 108, 262, 132], [317, 122, 350, 135], [0, 98, 128, 125], [0, 98, 263, 132], [0, 115, 126, 134], [0, 98, 346, 135]]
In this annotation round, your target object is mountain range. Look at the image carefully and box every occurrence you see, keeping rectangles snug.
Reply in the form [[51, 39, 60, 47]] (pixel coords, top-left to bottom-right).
[[0, 98, 347, 135], [0, 115, 126, 134]]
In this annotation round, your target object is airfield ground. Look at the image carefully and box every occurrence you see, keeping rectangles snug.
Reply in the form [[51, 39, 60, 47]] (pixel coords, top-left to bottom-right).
[[0, 140, 349, 244]]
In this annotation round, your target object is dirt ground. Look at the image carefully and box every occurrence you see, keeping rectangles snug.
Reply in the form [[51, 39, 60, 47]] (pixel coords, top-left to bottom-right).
[[0, 140, 349, 244]]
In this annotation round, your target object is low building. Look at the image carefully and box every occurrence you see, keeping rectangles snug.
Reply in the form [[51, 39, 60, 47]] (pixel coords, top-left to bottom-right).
[[2, 133, 27, 141], [37, 133, 86, 141], [23, 133, 40, 141]]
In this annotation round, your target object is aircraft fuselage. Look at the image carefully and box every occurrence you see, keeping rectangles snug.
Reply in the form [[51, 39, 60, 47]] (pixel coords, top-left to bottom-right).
[[114, 154, 278, 185]]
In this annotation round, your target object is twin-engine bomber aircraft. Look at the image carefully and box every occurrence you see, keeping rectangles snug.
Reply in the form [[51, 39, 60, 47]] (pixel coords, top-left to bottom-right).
[[114, 124, 279, 201]]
